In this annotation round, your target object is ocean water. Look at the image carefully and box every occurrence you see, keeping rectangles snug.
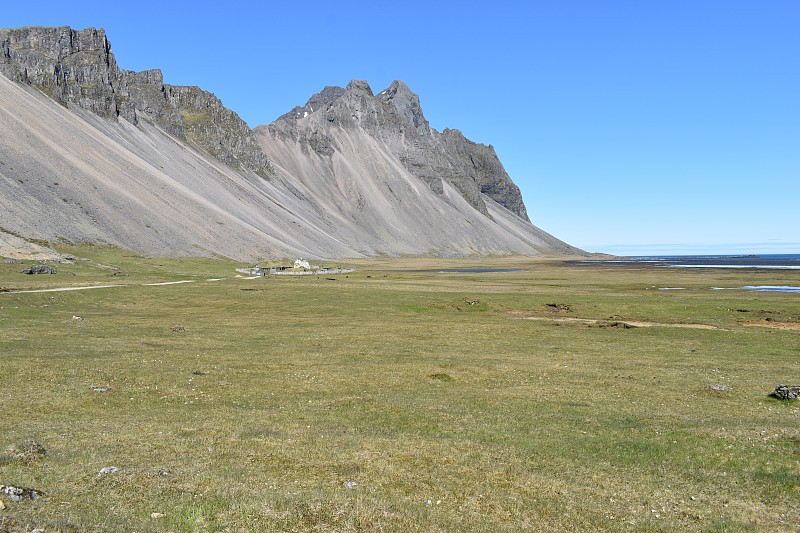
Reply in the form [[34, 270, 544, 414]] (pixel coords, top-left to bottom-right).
[[575, 254, 800, 293], [582, 254, 800, 270]]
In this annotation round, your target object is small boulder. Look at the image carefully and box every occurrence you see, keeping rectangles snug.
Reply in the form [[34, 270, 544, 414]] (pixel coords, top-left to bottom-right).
[[773, 385, 800, 400], [98, 466, 118, 476], [21, 265, 56, 275]]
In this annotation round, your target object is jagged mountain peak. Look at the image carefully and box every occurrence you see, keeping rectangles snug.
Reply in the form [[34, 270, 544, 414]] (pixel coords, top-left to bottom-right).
[[260, 79, 537, 224], [277, 85, 345, 122], [1, 25, 272, 178], [377, 80, 427, 132], [345, 79, 373, 95], [1, 26, 582, 259], [276, 79, 427, 131], [379, 79, 414, 98]]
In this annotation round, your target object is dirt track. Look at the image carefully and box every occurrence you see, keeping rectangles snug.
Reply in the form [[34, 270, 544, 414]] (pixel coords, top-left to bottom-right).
[[1, 278, 232, 295], [517, 315, 722, 330]]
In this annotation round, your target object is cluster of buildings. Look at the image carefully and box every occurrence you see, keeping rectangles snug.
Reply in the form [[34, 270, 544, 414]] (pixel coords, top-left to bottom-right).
[[235, 259, 354, 277]]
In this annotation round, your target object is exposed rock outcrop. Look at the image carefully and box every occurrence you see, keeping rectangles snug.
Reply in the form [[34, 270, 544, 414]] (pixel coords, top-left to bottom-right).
[[0, 26, 122, 119], [0, 26, 271, 177], [21, 265, 57, 275], [0, 25, 582, 259], [773, 385, 800, 400], [264, 79, 530, 221]]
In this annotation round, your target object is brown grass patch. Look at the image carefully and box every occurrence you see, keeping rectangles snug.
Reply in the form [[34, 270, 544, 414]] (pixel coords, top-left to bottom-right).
[[742, 319, 800, 331]]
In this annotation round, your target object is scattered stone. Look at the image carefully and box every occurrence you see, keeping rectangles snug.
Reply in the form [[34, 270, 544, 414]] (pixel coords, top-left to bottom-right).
[[343, 480, 358, 489], [4, 258, 22, 264], [0, 499, 5, 510], [0, 484, 43, 502], [21, 265, 57, 275], [773, 385, 800, 400], [150, 512, 166, 519], [709, 384, 734, 392], [172, 325, 186, 333], [89, 385, 110, 393], [98, 466, 118, 476]]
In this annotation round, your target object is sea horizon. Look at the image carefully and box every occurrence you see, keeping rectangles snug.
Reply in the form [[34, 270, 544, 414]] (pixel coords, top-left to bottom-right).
[[580, 242, 800, 257]]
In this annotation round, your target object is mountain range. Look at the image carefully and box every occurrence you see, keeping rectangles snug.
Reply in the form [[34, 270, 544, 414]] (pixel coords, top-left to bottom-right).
[[0, 26, 581, 260]]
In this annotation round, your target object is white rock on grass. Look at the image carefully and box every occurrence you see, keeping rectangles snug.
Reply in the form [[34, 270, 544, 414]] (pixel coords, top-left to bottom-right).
[[98, 466, 119, 476]]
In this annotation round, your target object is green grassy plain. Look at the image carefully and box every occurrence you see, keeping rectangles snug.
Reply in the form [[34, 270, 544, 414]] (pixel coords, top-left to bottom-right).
[[1, 247, 798, 531]]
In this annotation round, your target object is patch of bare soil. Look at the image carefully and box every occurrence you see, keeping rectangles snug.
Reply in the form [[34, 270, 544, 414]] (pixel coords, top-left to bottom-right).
[[509, 312, 721, 330], [742, 319, 800, 331]]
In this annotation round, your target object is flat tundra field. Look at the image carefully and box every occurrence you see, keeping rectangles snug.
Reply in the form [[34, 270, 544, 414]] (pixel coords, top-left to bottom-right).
[[1, 247, 798, 532]]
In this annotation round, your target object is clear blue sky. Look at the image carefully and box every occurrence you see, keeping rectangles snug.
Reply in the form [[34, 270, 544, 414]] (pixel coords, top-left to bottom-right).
[[4, 1, 799, 255]]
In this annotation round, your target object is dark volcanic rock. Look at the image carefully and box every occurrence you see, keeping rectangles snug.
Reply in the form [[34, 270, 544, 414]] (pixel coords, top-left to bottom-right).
[[773, 384, 800, 400], [0, 26, 122, 119], [0, 26, 272, 178], [22, 264, 56, 274]]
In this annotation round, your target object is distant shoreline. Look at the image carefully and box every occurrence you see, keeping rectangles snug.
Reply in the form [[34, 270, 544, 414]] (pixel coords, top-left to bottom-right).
[[581, 244, 800, 256], [570, 253, 800, 270]]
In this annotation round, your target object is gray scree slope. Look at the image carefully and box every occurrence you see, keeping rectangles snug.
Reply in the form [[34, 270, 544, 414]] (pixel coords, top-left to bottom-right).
[[0, 26, 581, 260]]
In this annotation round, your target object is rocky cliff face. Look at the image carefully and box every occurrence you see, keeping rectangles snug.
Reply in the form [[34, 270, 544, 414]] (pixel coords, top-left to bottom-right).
[[1, 25, 581, 259], [0, 26, 123, 118], [256, 80, 579, 255], [0, 26, 271, 177], [265, 79, 530, 221]]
